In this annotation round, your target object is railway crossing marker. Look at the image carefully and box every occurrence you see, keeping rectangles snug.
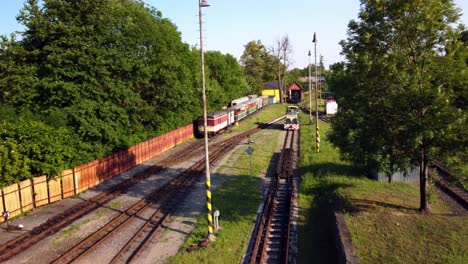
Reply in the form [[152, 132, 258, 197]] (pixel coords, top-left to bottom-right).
[[246, 146, 254, 182]]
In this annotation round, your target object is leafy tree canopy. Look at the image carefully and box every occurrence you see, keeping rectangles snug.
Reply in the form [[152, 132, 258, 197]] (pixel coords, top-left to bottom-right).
[[0, 0, 249, 185], [328, 0, 467, 211]]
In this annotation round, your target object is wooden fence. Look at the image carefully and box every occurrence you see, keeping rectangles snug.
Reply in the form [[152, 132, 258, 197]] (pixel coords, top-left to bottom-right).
[[0, 124, 194, 222]]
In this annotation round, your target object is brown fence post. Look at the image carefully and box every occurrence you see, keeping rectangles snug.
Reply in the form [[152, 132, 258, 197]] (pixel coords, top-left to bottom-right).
[[0, 189, 5, 222], [17, 182, 23, 213], [73, 167, 78, 195]]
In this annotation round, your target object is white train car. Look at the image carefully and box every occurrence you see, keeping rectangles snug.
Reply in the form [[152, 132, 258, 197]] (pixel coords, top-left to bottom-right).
[[231, 96, 249, 107]]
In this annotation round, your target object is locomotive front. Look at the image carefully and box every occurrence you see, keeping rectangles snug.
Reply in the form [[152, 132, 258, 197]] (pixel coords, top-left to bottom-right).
[[284, 106, 299, 130]]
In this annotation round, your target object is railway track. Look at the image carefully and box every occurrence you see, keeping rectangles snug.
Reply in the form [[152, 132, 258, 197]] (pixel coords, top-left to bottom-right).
[[0, 118, 283, 263], [0, 139, 210, 262], [432, 161, 468, 211], [247, 129, 297, 264]]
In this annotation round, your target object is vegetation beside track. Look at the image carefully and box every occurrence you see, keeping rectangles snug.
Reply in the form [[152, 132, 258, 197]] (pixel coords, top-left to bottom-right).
[[443, 158, 468, 191], [298, 115, 468, 264], [168, 104, 284, 263]]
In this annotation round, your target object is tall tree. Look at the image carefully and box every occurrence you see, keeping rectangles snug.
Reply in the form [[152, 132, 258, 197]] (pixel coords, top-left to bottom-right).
[[204, 51, 250, 108], [329, 0, 467, 212], [269, 35, 292, 103], [240, 40, 275, 95], [0, 0, 212, 183]]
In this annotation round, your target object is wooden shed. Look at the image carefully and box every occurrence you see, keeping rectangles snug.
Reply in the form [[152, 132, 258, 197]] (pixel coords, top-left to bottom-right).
[[261, 81, 280, 103], [287, 82, 304, 103]]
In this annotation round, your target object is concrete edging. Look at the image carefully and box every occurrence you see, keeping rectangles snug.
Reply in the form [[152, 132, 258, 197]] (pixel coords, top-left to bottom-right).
[[333, 211, 361, 264]]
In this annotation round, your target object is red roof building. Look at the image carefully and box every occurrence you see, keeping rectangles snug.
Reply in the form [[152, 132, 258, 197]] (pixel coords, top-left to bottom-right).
[[287, 82, 304, 103]]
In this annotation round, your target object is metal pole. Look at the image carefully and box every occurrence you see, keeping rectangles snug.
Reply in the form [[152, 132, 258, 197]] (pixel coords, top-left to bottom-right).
[[199, 0, 214, 240], [308, 50, 312, 124], [313, 32, 320, 153], [249, 154, 252, 182], [319, 54, 322, 100]]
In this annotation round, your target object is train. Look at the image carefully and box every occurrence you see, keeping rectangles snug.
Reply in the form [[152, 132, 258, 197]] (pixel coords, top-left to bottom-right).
[[197, 95, 270, 136], [283, 106, 299, 130]]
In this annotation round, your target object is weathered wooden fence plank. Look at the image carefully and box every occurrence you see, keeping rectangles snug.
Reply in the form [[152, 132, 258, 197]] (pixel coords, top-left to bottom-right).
[[3, 184, 21, 218], [19, 179, 34, 212], [33, 176, 48, 207], [48, 177, 62, 203], [61, 169, 75, 198]]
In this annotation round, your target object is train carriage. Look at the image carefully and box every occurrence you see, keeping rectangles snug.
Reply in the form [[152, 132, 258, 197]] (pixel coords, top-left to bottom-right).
[[220, 106, 236, 126], [231, 96, 249, 106], [234, 104, 248, 122], [255, 97, 263, 110], [198, 94, 270, 136], [244, 99, 258, 115], [260, 95, 269, 107], [198, 111, 228, 136]]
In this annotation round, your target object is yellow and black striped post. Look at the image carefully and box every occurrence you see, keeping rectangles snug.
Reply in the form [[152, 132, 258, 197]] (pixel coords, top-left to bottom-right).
[[206, 180, 214, 236], [316, 125, 320, 153]]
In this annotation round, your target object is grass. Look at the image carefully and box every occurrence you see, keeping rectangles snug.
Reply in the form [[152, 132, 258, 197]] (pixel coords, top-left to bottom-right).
[[168, 104, 285, 263], [52, 218, 92, 248], [299, 92, 325, 113], [297, 114, 468, 264]]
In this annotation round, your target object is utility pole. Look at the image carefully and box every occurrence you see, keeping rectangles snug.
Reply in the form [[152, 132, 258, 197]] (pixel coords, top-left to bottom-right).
[[313, 32, 320, 153], [198, 0, 215, 240], [308, 50, 312, 124], [319, 54, 322, 100]]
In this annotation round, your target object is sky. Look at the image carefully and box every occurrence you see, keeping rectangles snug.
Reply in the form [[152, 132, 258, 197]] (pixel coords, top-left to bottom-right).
[[1, 0, 467, 69]]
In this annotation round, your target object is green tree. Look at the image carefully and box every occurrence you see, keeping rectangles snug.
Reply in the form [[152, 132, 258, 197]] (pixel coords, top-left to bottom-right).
[[240, 40, 275, 95], [329, 0, 467, 212], [204, 51, 250, 108], [0, 0, 203, 184]]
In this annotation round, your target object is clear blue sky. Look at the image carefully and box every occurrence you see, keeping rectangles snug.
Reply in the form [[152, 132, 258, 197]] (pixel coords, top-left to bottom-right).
[[1, 0, 467, 69]]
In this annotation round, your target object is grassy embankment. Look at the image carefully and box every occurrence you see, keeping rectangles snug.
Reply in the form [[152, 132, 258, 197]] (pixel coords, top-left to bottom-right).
[[168, 103, 286, 263], [298, 115, 468, 264]]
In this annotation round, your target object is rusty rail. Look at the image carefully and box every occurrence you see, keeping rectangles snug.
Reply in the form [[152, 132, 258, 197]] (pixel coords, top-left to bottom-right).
[[248, 129, 296, 263], [0, 117, 283, 263], [432, 161, 468, 210]]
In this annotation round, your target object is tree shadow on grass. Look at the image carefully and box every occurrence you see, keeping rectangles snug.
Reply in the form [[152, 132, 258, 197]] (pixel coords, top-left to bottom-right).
[[300, 162, 419, 214], [298, 180, 352, 264], [348, 198, 418, 213], [300, 162, 364, 179], [298, 161, 362, 264]]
